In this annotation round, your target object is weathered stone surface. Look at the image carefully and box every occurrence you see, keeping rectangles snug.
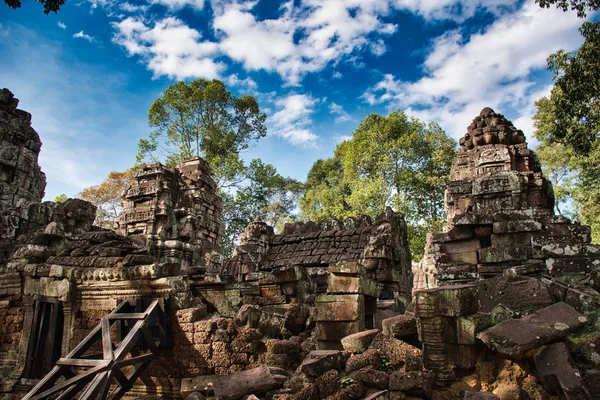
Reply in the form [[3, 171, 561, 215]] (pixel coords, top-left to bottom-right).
[[299, 350, 348, 377], [477, 276, 553, 315], [463, 392, 499, 400], [478, 302, 588, 358], [209, 366, 284, 400], [534, 342, 590, 399], [382, 315, 417, 339], [345, 349, 382, 373], [341, 329, 379, 353], [388, 371, 432, 398], [348, 367, 389, 390]]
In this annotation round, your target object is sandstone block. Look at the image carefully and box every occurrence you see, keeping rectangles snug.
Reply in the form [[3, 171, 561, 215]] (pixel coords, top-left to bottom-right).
[[463, 392, 499, 400], [382, 315, 417, 339], [478, 302, 588, 358], [345, 349, 382, 373], [534, 342, 589, 399], [314, 294, 364, 322], [388, 372, 432, 398], [341, 329, 380, 354], [316, 321, 362, 341], [348, 367, 389, 390], [299, 350, 348, 377]]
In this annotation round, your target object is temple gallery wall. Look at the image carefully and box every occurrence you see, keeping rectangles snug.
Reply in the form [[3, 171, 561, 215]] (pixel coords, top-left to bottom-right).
[[1, 88, 599, 400]]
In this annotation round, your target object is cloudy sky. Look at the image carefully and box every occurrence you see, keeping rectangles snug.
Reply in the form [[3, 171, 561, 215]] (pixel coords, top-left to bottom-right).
[[0, 0, 596, 200]]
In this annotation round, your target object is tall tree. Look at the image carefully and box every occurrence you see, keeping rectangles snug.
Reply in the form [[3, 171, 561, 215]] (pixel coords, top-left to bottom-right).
[[301, 111, 456, 260], [137, 79, 300, 254], [78, 170, 133, 230], [222, 159, 303, 255], [533, 95, 600, 243], [138, 79, 266, 189]]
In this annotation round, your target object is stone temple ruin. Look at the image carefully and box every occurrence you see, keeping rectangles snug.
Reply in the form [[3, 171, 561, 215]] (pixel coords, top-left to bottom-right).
[[0, 89, 599, 400]]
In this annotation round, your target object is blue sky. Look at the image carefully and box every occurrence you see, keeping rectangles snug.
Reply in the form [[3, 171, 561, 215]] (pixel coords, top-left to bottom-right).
[[0, 0, 595, 200]]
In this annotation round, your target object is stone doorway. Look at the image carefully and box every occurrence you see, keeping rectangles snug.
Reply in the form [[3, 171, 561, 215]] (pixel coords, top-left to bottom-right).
[[23, 295, 64, 380]]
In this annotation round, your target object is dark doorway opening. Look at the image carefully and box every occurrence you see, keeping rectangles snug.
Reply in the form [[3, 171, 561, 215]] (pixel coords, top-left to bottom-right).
[[115, 296, 170, 348], [24, 295, 64, 380], [364, 296, 377, 330]]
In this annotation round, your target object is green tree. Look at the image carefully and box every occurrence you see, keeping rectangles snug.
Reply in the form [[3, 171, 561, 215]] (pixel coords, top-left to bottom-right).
[[53, 193, 68, 203], [3, 0, 65, 13], [535, 0, 599, 17], [138, 79, 301, 254], [78, 170, 133, 230], [301, 111, 456, 259], [222, 159, 303, 255], [138, 79, 266, 189], [533, 96, 600, 243]]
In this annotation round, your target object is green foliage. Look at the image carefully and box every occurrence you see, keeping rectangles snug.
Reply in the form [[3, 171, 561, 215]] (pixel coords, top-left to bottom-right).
[[339, 376, 356, 389], [535, 0, 599, 17], [78, 170, 134, 230], [53, 194, 68, 203], [300, 110, 456, 259], [3, 0, 65, 14], [138, 78, 267, 189], [220, 159, 303, 256], [533, 96, 600, 243], [376, 348, 393, 370], [538, 21, 600, 156], [138, 79, 301, 254]]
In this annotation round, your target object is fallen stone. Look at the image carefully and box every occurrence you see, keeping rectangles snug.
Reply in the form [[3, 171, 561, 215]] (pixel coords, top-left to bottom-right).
[[181, 376, 218, 397], [534, 342, 589, 399], [211, 366, 284, 400], [478, 302, 587, 358], [341, 329, 380, 353], [345, 349, 381, 373], [463, 392, 499, 400], [382, 314, 417, 339], [378, 337, 422, 371], [299, 350, 348, 377], [348, 367, 389, 390], [184, 393, 207, 400], [388, 371, 432, 398]]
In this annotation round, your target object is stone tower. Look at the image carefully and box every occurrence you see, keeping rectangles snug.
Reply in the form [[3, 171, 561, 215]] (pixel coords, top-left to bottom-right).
[[118, 157, 224, 269], [416, 107, 596, 289]]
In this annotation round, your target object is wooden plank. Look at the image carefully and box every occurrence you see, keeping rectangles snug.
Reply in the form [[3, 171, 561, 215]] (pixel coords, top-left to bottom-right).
[[46, 301, 59, 373], [101, 318, 113, 360], [57, 358, 106, 367], [29, 362, 109, 400], [112, 366, 130, 389], [22, 365, 62, 400], [24, 297, 42, 378], [115, 353, 155, 368], [108, 313, 146, 320]]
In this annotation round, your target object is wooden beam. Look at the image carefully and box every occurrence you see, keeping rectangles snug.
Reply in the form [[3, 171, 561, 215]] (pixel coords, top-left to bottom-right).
[[101, 318, 113, 360]]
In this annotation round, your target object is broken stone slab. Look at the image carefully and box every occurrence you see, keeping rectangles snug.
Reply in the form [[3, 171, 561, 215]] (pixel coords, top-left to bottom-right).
[[211, 366, 285, 400], [382, 314, 417, 339], [534, 342, 590, 399], [478, 302, 588, 359], [477, 276, 553, 315], [388, 371, 433, 398], [463, 392, 499, 400], [341, 329, 380, 353], [299, 350, 349, 377]]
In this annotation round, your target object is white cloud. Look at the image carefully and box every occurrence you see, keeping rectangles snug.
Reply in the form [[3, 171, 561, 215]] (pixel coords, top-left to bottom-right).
[[119, 2, 148, 13], [73, 30, 95, 42], [362, 1, 587, 140], [392, 0, 517, 21], [332, 71, 342, 79], [210, 0, 399, 85], [225, 74, 258, 92], [112, 17, 224, 80], [57, 22, 67, 29], [150, 0, 204, 11], [270, 93, 319, 147], [329, 102, 353, 124]]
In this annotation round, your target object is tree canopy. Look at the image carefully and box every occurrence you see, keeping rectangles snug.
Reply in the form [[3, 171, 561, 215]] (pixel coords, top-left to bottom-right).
[[3, 0, 64, 13], [300, 110, 456, 259], [138, 78, 267, 189], [78, 170, 133, 230], [535, 0, 600, 17]]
